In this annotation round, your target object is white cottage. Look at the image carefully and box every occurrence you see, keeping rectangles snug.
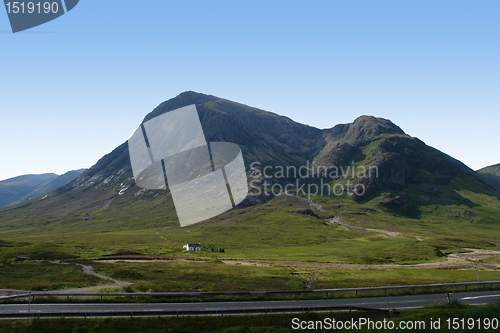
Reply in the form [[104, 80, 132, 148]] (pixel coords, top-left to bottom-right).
[[183, 243, 201, 251]]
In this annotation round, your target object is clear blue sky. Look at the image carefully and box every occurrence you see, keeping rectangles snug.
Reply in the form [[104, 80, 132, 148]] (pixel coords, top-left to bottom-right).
[[1, 0, 499, 180]]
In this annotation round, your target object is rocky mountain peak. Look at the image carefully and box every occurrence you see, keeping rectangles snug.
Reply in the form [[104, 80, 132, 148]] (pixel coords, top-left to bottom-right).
[[343, 116, 405, 145], [142, 91, 219, 123]]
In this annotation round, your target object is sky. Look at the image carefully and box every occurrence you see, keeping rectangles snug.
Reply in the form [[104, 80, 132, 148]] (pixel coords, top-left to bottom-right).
[[0, 0, 499, 181]]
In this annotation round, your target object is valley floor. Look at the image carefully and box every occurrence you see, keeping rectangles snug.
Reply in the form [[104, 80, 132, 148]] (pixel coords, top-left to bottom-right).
[[92, 247, 500, 270], [1, 248, 499, 296]]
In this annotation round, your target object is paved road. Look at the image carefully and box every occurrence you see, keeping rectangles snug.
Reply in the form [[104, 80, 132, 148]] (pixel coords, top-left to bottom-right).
[[1, 290, 499, 316]]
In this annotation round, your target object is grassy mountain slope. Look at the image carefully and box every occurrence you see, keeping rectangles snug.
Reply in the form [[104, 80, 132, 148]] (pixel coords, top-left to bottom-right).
[[0, 92, 499, 267], [0, 91, 328, 236], [310, 115, 498, 218]]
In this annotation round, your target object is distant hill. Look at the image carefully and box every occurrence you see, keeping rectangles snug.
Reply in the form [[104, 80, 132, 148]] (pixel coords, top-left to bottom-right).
[[0, 169, 85, 208], [477, 163, 500, 191], [0, 173, 57, 208]]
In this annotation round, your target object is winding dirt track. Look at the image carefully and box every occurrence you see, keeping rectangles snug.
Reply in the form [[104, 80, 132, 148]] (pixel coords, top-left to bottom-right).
[[67, 263, 133, 292], [327, 217, 404, 238], [0, 263, 132, 298]]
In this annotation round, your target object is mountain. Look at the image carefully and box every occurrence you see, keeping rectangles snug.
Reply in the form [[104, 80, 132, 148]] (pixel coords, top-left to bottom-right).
[[0, 169, 85, 208], [14, 169, 86, 205], [477, 163, 500, 191], [0, 91, 498, 260], [310, 115, 496, 216], [0, 173, 57, 208]]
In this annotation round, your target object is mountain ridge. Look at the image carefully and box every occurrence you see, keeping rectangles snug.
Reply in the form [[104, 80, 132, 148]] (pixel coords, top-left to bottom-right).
[[0, 173, 57, 208], [0, 170, 85, 208], [477, 163, 500, 191], [0, 91, 498, 236]]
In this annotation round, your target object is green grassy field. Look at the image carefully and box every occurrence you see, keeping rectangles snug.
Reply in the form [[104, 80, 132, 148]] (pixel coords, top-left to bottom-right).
[[86, 261, 500, 293], [1, 184, 499, 292], [0, 261, 107, 291], [1, 192, 499, 264], [480, 257, 500, 264], [1, 257, 499, 294]]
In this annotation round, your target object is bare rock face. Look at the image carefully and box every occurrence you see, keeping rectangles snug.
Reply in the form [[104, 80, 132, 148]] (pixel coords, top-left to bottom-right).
[[342, 115, 405, 145]]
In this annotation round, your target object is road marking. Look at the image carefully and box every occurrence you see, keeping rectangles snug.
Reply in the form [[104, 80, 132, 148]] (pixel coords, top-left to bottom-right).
[[17, 310, 41, 313], [461, 295, 500, 300]]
